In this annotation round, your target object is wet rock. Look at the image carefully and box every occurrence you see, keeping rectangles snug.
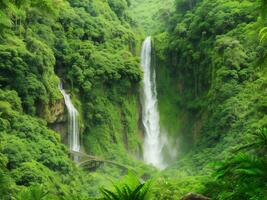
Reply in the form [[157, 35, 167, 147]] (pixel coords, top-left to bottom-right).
[[41, 98, 69, 143], [38, 98, 67, 123], [181, 192, 210, 200]]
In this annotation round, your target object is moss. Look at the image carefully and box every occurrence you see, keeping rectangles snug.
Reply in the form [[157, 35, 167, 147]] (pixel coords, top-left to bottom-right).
[[83, 93, 141, 159]]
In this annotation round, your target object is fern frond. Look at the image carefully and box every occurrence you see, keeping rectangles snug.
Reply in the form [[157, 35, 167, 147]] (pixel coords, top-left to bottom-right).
[[259, 27, 267, 43], [129, 183, 145, 199], [101, 188, 120, 200]]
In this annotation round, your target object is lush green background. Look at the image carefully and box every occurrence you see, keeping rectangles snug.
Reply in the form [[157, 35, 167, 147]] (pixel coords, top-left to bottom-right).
[[129, 0, 174, 34], [0, 0, 151, 199], [150, 0, 267, 199], [0, 0, 267, 199]]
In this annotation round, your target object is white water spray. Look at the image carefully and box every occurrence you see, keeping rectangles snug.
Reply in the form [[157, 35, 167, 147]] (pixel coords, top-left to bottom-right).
[[59, 83, 80, 160], [140, 37, 165, 169]]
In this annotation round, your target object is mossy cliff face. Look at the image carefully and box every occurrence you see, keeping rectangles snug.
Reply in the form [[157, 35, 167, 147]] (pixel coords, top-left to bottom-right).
[[152, 35, 193, 155], [41, 98, 66, 123], [153, 0, 261, 154], [83, 92, 142, 158], [47, 98, 68, 145]]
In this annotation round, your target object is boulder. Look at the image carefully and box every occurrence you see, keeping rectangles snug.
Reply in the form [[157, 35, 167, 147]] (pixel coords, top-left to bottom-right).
[[181, 192, 210, 200]]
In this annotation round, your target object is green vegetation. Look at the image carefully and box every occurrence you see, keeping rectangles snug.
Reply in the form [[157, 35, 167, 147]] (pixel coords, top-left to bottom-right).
[[149, 0, 267, 199], [0, 89, 92, 199], [100, 174, 151, 200], [129, 0, 174, 34], [1, 0, 267, 199], [0, 0, 148, 199]]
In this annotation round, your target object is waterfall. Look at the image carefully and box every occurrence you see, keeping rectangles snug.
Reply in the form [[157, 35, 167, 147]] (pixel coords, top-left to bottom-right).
[[140, 37, 165, 169], [59, 83, 80, 160]]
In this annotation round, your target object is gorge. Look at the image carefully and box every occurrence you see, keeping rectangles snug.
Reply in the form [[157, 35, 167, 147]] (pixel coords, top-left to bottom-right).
[[0, 0, 266, 199]]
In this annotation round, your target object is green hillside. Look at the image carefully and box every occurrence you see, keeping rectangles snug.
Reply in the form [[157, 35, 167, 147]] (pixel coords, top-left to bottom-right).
[[0, 0, 266, 199]]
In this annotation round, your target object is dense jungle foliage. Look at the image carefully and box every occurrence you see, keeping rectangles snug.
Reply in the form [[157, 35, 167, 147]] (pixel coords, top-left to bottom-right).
[[151, 0, 267, 199], [0, 0, 150, 199], [129, 0, 174, 34], [0, 0, 267, 199]]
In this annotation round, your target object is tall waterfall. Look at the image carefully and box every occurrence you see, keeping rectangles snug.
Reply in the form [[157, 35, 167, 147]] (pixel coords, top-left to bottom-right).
[[59, 83, 80, 160], [140, 37, 165, 169]]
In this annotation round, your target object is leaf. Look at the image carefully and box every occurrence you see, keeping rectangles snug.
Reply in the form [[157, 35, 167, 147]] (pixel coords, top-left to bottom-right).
[[259, 27, 267, 43], [101, 188, 120, 200]]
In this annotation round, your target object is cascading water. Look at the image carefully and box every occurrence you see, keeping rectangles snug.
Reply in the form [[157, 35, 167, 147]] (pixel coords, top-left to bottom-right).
[[140, 37, 165, 169], [59, 83, 80, 161]]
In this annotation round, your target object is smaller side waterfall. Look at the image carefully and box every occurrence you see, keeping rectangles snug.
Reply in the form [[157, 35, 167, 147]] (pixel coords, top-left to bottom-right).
[[59, 83, 80, 160]]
